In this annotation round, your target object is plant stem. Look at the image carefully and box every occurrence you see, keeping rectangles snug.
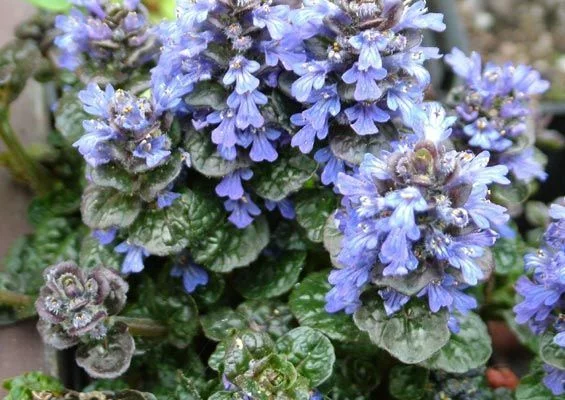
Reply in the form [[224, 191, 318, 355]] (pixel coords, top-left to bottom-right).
[[0, 107, 51, 194], [0, 289, 33, 308], [110, 316, 168, 338]]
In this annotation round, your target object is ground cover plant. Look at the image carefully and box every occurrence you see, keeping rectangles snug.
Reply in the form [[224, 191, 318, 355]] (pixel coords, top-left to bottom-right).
[[0, 0, 564, 399]]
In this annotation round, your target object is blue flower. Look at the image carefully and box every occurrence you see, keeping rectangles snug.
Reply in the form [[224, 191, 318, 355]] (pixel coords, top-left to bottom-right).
[[170, 254, 209, 293], [265, 199, 295, 220], [73, 120, 116, 167], [151, 74, 194, 115], [394, 1, 446, 32], [291, 61, 329, 102], [252, 4, 291, 40], [543, 365, 565, 396], [215, 169, 253, 201], [342, 64, 387, 101], [327, 104, 507, 317], [78, 83, 114, 119], [207, 109, 239, 149], [177, 0, 217, 28], [133, 136, 171, 168], [349, 29, 390, 70], [92, 228, 117, 245], [345, 103, 390, 136], [223, 56, 261, 95], [248, 127, 281, 162], [157, 191, 181, 209], [115, 242, 149, 274], [315, 147, 346, 186], [227, 90, 268, 130], [224, 194, 261, 229]]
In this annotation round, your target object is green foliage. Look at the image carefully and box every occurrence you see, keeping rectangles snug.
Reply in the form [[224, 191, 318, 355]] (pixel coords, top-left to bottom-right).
[[539, 332, 565, 369], [23, 0, 70, 12], [354, 298, 450, 364], [251, 150, 317, 201], [516, 362, 560, 400], [54, 88, 88, 145], [81, 185, 142, 229], [289, 271, 364, 342], [233, 251, 306, 299], [389, 365, 429, 400], [294, 188, 337, 243], [420, 313, 492, 374], [3, 372, 65, 400]]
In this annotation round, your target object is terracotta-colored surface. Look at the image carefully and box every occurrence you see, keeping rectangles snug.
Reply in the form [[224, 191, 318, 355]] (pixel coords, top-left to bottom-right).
[[0, 0, 50, 394]]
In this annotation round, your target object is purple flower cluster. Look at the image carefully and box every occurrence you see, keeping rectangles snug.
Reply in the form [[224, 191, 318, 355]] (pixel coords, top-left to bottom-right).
[[54, 0, 157, 73], [152, 0, 305, 228], [445, 48, 550, 184], [288, 0, 445, 184], [514, 201, 565, 395], [326, 103, 510, 330]]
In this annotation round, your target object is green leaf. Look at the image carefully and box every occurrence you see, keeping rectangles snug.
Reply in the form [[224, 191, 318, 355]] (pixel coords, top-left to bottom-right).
[[491, 181, 534, 207], [0, 40, 43, 105], [81, 186, 142, 229], [208, 341, 226, 372], [54, 88, 89, 144], [222, 330, 276, 378], [184, 187, 225, 243], [420, 313, 492, 373], [137, 151, 184, 201], [271, 221, 311, 252], [24, 0, 71, 11], [185, 81, 227, 110], [201, 300, 295, 342], [192, 216, 269, 273], [208, 392, 236, 400], [251, 151, 317, 202], [516, 361, 561, 400], [373, 264, 442, 296], [388, 365, 429, 400], [87, 163, 134, 194], [27, 187, 81, 227], [191, 272, 225, 307], [540, 332, 565, 369], [236, 300, 295, 339], [329, 127, 393, 165], [289, 272, 363, 342], [184, 129, 248, 178], [201, 308, 247, 342], [492, 232, 525, 275], [323, 212, 344, 268], [3, 372, 65, 400], [127, 192, 191, 256], [294, 189, 337, 243], [79, 235, 121, 270], [354, 299, 450, 364], [234, 251, 306, 299], [276, 327, 335, 386]]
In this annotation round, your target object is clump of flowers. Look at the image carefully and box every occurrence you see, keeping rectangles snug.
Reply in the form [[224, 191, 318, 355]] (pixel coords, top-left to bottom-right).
[[54, 0, 158, 80], [445, 48, 550, 184], [514, 200, 565, 395], [326, 103, 509, 329], [286, 0, 445, 183], [152, 0, 305, 228]]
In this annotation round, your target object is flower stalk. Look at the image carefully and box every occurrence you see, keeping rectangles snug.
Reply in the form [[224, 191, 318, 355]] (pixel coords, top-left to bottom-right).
[[110, 316, 168, 338]]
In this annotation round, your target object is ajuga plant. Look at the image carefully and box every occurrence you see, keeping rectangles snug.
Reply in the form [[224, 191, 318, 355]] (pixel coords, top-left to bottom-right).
[[0, 0, 564, 399]]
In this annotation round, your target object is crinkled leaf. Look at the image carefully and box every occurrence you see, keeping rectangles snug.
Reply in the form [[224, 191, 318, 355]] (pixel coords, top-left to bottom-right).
[[76, 323, 135, 379], [234, 251, 306, 299], [222, 330, 275, 378], [208, 341, 226, 372], [54, 88, 89, 144], [329, 127, 393, 165], [82, 186, 142, 229], [127, 192, 191, 256], [294, 189, 337, 243], [184, 186, 225, 242], [79, 235, 121, 270], [185, 81, 227, 110], [323, 212, 344, 268], [27, 187, 81, 227], [236, 300, 295, 339], [388, 365, 429, 400], [493, 232, 525, 275], [373, 264, 442, 296], [251, 151, 317, 202], [138, 151, 184, 201], [0, 40, 43, 105], [289, 271, 362, 342], [271, 221, 311, 252], [420, 313, 492, 373], [87, 163, 134, 194], [184, 128, 248, 178], [208, 392, 236, 400], [201, 307, 247, 342], [3, 372, 65, 400], [155, 293, 199, 349], [540, 332, 565, 369], [276, 327, 335, 386], [192, 272, 225, 307], [491, 181, 534, 208], [192, 216, 269, 273], [354, 298, 450, 364]]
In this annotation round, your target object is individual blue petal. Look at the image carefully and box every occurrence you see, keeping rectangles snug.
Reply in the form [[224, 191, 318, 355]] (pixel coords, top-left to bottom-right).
[[345, 103, 390, 136], [224, 194, 261, 229], [215, 169, 253, 200], [92, 228, 117, 245], [223, 56, 260, 94], [291, 61, 329, 102], [265, 199, 296, 220], [133, 136, 171, 167], [115, 242, 149, 274], [157, 191, 181, 209], [342, 64, 387, 101]]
